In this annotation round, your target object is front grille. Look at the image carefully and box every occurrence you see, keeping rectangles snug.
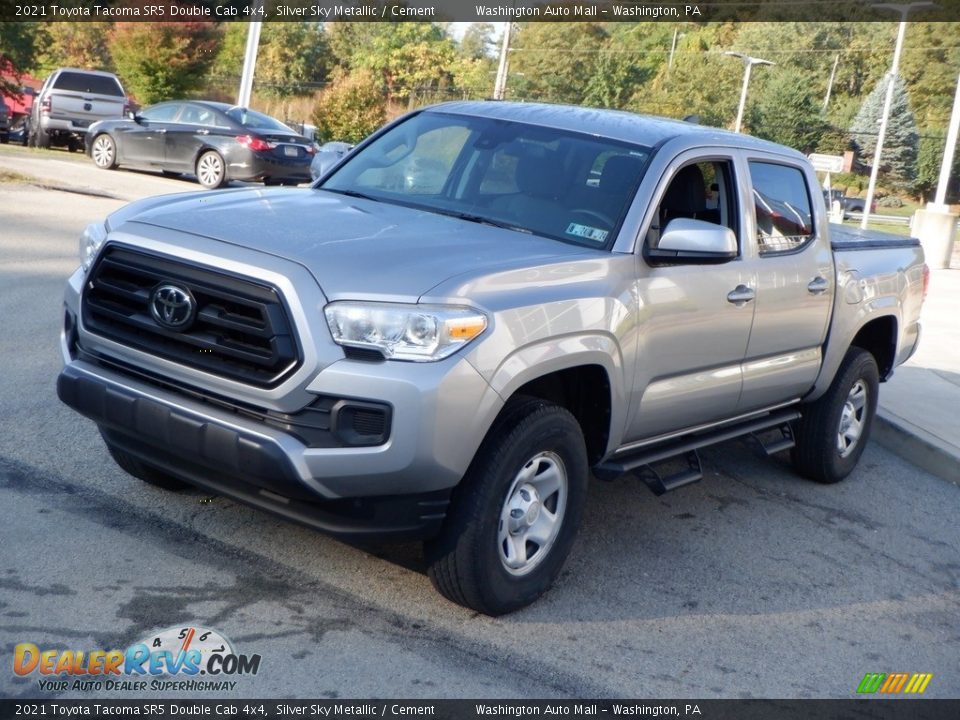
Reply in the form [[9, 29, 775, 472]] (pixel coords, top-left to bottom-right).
[[82, 246, 300, 387]]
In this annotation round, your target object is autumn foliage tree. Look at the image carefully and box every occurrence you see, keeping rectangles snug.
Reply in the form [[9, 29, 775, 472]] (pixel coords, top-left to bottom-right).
[[312, 69, 386, 144], [108, 22, 218, 104]]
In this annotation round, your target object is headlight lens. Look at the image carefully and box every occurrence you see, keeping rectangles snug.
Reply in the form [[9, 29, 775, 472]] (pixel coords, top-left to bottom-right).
[[79, 222, 107, 273], [325, 302, 487, 361]]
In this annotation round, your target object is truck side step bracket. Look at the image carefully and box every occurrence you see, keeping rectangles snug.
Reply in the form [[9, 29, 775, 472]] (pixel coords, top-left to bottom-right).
[[636, 451, 703, 496], [748, 423, 796, 457]]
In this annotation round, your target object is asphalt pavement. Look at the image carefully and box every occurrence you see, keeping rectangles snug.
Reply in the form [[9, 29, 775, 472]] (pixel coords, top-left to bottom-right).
[[1, 146, 958, 700]]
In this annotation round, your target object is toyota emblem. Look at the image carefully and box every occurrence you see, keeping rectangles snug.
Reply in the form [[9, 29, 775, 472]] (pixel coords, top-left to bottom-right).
[[150, 284, 196, 330]]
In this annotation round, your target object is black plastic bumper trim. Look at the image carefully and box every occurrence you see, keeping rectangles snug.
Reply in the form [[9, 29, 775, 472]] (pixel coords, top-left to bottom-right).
[[57, 365, 449, 542]]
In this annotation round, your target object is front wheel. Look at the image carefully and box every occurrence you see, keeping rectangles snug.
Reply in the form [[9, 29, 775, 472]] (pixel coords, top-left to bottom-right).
[[196, 150, 226, 189], [792, 347, 879, 483], [425, 399, 588, 615], [91, 133, 117, 169]]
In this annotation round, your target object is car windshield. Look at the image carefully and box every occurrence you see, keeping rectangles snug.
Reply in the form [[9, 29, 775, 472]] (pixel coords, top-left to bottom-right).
[[319, 111, 652, 249], [226, 107, 292, 132]]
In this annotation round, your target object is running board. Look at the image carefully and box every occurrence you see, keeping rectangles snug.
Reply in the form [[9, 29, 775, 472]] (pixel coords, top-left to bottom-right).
[[595, 409, 801, 490], [635, 451, 703, 496], [748, 423, 796, 457]]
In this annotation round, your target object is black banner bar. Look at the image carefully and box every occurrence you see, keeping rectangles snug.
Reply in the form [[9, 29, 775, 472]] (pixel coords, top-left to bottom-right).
[[3, 700, 960, 720], [1, 0, 959, 23]]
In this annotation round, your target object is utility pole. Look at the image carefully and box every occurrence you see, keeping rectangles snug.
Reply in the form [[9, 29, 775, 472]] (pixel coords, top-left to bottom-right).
[[237, 18, 263, 108], [861, 2, 935, 229], [725, 52, 775, 134], [823, 54, 840, 112], [493, 22, 513, 101], [932, 73, 960, 209], [668, 29, 683, 72]]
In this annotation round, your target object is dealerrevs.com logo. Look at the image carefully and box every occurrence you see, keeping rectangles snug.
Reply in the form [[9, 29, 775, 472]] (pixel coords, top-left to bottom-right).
[[13, 626, 261, 693]]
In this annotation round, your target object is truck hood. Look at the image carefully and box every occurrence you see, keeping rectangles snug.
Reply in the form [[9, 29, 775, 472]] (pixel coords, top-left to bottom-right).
[[111, 187, 591, 301]]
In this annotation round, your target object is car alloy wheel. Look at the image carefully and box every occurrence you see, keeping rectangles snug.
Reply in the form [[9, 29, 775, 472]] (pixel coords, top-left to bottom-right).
[[92, 134, 116, 169], [196, 151, 225, 189]]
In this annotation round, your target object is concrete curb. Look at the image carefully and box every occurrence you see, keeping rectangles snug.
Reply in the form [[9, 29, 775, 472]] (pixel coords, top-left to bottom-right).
[[873, 410, 960, 487]]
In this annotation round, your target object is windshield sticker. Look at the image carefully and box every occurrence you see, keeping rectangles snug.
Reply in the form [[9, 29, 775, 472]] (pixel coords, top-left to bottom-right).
[[565, 223, 609, 243]]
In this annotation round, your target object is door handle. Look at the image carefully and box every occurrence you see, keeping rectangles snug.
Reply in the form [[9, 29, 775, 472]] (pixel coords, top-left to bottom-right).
[[807, 276, 829, 295], [158, 128, 166, 134], [726, 285, 756, 306], [197, 129, 209, 135]]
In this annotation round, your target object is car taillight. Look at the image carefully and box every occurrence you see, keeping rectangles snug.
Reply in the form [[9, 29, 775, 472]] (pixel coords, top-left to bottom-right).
[[40, 97, 51, 114], [922, 263, 930, 303], [305, 145, 315, 155], [236, 135, 274, 152], [123, 100, 131, 116]]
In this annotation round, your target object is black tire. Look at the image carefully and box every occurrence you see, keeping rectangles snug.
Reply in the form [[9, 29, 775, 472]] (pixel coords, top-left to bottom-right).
[[792, 347, 879, 484], [425, 399, 589, 615], [101, 433, 191, 491], [195, 150, 226, 189], [90, 133, 118, 169]]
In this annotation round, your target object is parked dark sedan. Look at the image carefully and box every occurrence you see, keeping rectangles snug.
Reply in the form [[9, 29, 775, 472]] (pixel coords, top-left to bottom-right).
[[85, 101, 315, 188]]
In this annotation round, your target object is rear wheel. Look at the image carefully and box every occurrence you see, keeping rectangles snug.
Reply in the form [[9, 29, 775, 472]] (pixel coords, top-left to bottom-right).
[[91, 133, 117, 169], [101, 432, 191, 491], [792, 347, 879, 483], [425, 399, 588, 615], [196, 150, 226, 189]]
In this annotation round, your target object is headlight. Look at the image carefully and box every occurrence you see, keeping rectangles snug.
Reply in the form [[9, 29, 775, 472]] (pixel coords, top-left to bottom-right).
[[325, 302, 487, 362], [79, 222, 107, 273]]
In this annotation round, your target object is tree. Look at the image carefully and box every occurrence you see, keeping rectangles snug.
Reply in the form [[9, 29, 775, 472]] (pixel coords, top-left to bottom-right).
[[850, 75, 919, 192], [460, 23, 496, 60], [35, 23, 112, 75], [749, 68, 828, 152], [108, 22, 219, 104], [312, 69, 386, 144], [0, 23, 42, 99], [253, 23, 331, 98], [508, 23, 607, 104], [915, 133, 945, 201]]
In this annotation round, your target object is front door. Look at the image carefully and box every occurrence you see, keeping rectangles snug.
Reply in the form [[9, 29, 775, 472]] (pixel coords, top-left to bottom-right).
[[624, 152, 757, 442]]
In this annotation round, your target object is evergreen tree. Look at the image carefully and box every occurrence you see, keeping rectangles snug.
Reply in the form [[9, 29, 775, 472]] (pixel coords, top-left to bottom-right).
[[850, 75, 919, 191], [749, 68, 828, 152]]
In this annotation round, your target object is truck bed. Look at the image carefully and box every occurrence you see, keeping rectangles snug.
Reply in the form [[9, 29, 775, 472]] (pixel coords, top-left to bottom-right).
[[829, 224, 920, 251]]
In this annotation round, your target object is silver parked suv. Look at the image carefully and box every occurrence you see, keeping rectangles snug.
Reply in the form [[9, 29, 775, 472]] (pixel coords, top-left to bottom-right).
[[30, 68, 127, 151]]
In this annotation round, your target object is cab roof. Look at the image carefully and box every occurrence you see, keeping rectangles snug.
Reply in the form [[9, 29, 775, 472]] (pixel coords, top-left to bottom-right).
[[430, 101, 807, 161]]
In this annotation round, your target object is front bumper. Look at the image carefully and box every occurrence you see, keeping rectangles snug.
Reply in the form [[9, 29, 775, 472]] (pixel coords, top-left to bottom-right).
[[59, 237, 504, 540]]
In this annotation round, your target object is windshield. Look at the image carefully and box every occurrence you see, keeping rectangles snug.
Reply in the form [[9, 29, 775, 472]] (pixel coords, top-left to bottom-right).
[[320, 111, 652, 249]]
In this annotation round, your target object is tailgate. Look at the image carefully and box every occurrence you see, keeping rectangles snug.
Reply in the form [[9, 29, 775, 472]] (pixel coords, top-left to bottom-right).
[[50, 92, 125, 127]]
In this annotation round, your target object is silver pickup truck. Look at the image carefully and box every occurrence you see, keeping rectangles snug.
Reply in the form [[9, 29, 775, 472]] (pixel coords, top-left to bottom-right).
[[57, 102, 927, 615]]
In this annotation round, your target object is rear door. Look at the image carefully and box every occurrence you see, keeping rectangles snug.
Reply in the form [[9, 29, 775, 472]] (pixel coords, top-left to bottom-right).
[[164, 104, 230, 171], [736, 156, 834, 411], [48, 72, 125, 130]]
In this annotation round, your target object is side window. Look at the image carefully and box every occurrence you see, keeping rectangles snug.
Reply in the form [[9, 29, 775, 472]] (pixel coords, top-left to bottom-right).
[[648, 160, 737, 249], [140, 104, 181, 122], [180, 105, 218, 127], [748, 161, 814, 255]]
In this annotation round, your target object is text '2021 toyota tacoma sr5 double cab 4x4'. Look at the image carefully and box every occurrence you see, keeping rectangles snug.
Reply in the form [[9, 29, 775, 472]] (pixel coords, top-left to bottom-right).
[[58, 102, 927, 615]]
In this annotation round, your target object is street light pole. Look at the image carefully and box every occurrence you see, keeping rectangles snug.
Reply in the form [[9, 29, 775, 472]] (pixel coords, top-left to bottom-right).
[[861, 1, 935, 229], [725, 52, 774, 134], [237, 19, 262, 108]]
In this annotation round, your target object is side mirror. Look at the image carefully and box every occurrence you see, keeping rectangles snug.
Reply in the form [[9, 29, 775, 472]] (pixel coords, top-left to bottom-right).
[[654, 218, 738, 261]]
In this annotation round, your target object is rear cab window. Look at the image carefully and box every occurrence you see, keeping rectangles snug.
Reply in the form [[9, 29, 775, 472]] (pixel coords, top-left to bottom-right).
[[53, 72, 124, 97], [748, 161, 815, 255]]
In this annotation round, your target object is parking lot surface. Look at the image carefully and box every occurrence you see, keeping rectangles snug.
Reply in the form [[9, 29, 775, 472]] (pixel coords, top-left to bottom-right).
[[1, 148, 959, 699]]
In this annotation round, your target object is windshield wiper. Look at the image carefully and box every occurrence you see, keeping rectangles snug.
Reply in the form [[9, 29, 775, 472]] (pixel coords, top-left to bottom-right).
[[323, 188, 380, 202], [433, 209, 532, 234]]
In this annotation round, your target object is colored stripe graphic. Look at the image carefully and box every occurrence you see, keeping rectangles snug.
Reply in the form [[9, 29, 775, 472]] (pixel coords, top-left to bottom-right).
[[857, 672, 932, 694], [857, 673, 886, 694], [904, 673, 933, 694]]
